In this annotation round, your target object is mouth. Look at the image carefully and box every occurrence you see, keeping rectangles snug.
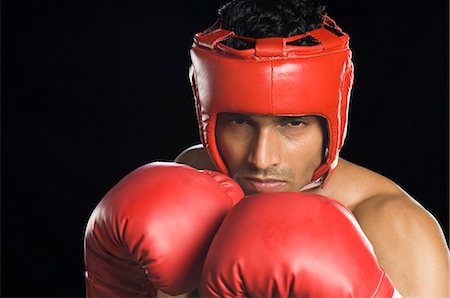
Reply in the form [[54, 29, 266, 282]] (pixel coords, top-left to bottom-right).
[[241, 176, 287, 193]]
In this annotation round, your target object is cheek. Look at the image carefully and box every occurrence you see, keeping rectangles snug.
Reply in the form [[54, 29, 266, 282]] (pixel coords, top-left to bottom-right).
[[282, 125, 324, 172], [215, 125, 248, 172]]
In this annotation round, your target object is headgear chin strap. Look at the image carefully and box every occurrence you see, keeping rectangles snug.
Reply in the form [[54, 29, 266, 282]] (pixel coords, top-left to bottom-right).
[[189, 15, 354, 187]]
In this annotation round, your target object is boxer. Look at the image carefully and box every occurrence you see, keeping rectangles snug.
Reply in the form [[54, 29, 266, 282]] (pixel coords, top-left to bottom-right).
[[173, 0, 449, 297]]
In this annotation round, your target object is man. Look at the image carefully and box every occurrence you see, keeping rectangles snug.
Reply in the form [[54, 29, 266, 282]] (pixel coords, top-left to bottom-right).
[[84, 0, 449, 297], [174, 0, 449, 296]]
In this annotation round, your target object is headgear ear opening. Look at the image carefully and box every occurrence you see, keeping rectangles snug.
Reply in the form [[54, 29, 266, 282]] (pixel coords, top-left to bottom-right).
[[189, 15, 354, 187]]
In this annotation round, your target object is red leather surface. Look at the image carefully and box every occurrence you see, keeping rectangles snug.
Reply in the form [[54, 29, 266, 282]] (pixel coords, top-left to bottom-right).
[[201, 193, 395, 297], [84, 162, 244, 297]]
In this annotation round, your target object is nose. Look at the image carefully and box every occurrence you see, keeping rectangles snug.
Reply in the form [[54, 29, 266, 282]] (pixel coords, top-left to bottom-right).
[[247, 127, 281, 170]]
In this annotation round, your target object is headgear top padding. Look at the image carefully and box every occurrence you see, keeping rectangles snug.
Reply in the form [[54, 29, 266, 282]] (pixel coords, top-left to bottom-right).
[[190, 16, 354, 185]]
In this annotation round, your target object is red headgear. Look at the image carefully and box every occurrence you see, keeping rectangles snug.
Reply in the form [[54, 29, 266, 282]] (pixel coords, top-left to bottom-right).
[[189, 16, 354, 186]]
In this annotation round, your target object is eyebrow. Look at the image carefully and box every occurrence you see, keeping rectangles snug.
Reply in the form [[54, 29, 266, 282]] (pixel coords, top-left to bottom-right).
[[278, 115, 306, 120], [221, 113, 310, 125], [222, 113, 250, 119], [223, 113, 306, 119]]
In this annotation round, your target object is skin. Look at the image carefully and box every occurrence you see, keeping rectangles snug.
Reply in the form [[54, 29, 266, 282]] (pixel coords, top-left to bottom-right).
[[167, 113, 450, 297], [216, 113, 325, 195]]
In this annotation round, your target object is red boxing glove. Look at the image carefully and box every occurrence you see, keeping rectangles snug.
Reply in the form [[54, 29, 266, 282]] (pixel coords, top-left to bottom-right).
[[84, 162, 244, 297], [201, 193, 396, 297]]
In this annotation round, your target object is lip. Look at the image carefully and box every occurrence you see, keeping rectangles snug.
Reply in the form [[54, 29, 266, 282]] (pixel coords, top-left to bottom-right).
[[241, 176, 287, 192]]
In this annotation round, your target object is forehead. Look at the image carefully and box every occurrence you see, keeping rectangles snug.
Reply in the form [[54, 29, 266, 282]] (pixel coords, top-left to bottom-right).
[[219, 113, 321, 122]]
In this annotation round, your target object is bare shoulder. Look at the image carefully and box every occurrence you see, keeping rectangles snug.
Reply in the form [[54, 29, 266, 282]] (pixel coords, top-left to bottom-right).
[[174, 144, 217, 171], [344, 164, 449, 296], [353, 189, 448, 261], [326, 159, 448, 295]]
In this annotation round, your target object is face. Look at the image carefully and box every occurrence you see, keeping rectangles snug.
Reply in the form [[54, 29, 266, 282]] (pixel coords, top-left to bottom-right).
[[216, 113, 325, 195]]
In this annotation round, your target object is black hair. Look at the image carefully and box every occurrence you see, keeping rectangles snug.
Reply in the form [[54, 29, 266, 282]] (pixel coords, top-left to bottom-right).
[[218, 0, 326, 49]]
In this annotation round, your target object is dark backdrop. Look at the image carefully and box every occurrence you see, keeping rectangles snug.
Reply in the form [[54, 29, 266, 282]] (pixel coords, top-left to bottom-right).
[[2, 1, 449, 297]]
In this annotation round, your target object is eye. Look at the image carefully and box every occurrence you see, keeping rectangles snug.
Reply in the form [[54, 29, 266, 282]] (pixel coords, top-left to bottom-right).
[[226, 115, 251, 126], [233, 119, 250, 125], [281, 118, 306, 127], [286, 120, 304, 127]]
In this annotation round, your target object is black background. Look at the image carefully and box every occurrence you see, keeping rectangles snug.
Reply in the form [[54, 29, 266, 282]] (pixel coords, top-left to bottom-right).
[[2, 0, 449, 297]]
